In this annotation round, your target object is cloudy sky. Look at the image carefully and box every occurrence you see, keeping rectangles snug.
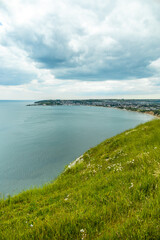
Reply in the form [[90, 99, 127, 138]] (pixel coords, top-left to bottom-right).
[[0, 0, 160, 100]]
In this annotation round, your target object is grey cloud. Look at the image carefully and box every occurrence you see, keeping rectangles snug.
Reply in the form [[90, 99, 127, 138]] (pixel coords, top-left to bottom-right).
[[8, 27, 158, 81], [0, 0, 160, 86], [0, 67, 36, 85]]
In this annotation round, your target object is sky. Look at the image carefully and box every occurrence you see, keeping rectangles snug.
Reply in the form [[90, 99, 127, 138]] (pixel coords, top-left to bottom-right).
[[0, 0, 160, 100]]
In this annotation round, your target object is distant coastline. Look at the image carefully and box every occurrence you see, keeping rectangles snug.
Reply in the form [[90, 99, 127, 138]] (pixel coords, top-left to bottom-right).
[[27, 99, 160, 118]]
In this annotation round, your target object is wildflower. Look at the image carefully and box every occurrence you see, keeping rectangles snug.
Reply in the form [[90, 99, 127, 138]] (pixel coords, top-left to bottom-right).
[[80, 229, 86, 239], [64, 194, 70, 201], [129, 183, 134, 189], [30, 224, 33, 227]]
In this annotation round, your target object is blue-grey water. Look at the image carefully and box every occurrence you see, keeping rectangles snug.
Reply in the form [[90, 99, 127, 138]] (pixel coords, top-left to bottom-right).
[[0, 101, 154, 197]]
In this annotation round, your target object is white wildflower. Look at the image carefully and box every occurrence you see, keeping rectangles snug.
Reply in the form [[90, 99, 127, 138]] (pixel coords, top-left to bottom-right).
[[129, 183, 134, 189], [30, 224, 33, 227], [80, 229, 85, 233]]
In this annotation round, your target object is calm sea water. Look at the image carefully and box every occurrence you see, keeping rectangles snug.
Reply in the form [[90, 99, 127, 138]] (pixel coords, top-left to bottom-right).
[[0, 101, 154, 197]]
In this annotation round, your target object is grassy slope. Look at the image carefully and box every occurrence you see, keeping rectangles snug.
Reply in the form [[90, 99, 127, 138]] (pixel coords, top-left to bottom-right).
[[0, 119, 160, 240]]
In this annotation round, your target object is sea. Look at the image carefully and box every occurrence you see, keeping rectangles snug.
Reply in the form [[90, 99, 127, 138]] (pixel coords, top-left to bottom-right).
[[0, 100, 154, 197]]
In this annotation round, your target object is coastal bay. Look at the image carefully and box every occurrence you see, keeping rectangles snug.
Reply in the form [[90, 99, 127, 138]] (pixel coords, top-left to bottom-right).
[[0, 101, 154, 197]]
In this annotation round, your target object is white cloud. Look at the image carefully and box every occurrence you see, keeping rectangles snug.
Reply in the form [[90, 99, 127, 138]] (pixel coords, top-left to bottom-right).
[[149, 58, 160, 75], [0, 77, 159, 100]]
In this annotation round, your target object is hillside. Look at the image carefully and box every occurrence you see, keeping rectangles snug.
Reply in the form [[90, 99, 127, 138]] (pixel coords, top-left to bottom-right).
[[0, 119, 160, 240]]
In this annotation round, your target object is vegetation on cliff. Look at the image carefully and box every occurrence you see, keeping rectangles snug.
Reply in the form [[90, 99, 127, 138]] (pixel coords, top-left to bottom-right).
[[0, 119, 160, 239]]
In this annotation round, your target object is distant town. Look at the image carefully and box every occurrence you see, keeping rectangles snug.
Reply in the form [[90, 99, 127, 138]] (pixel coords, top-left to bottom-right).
[[28, 99, 160, 117]]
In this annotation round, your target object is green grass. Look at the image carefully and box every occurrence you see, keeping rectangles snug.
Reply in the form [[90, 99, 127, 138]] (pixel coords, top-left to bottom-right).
[[0, 119, 160, 240]]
